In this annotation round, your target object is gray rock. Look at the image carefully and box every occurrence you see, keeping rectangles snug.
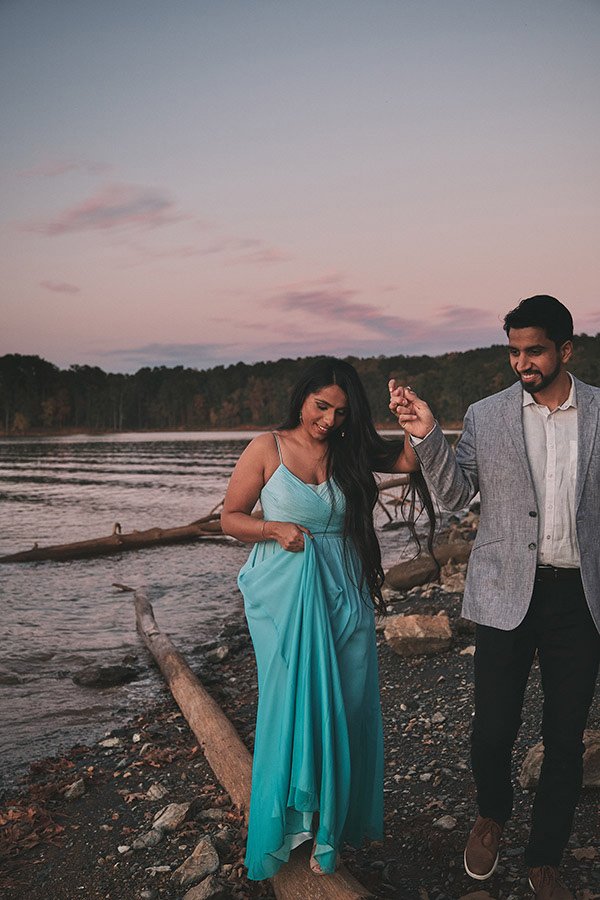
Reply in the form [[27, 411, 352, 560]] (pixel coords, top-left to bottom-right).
[[99, 736, 122, 748], [206, 645, 229, 662], [171, 836, 219, 889], [63, 778, 85, 800], [153, 802, 191, 832], [198, 808, 228, 823], [434, 815, 457, 830], [440, 561, 467, 592], [145, 782, 169, 801], [519, 730, 600, 789], [183, 874, 226, 899], [72, 664, 139, 687], [132, 829, 164, 850]]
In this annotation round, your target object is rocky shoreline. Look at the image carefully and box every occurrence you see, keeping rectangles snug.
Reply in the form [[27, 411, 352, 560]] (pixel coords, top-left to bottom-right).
[[1, 574, 599, 899]]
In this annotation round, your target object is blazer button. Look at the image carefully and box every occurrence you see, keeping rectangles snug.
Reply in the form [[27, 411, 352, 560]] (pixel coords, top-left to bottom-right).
[[529, 511, 537, 517], [528, 542, 536, 550]]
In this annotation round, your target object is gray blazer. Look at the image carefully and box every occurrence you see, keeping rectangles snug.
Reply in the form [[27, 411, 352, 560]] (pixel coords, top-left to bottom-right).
[[414, 376, 600, 632]]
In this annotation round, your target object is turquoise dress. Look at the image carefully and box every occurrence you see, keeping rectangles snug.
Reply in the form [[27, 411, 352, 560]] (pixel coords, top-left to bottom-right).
[[238, 438, 384, 880]]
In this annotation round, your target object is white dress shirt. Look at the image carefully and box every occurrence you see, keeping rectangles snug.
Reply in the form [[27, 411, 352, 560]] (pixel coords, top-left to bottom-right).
[[522, 375, 579, 568], [410, 375, 580, 567]]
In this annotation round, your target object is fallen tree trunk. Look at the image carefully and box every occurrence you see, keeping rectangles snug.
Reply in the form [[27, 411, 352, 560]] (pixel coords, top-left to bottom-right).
[[132, 586, 372, 899], [1, 480, 407, 566], [0, 514, 229, 564]]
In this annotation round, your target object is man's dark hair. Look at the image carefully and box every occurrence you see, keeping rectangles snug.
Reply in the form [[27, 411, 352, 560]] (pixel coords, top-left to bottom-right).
[[503, 295, 574, 348]]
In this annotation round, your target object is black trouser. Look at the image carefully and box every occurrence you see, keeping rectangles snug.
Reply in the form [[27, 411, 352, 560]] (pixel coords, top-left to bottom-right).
[[471, 570, 600, 867]]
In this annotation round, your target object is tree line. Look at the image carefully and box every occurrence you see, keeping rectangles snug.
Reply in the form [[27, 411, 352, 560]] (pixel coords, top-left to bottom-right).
[[1, 335, 599, 435]]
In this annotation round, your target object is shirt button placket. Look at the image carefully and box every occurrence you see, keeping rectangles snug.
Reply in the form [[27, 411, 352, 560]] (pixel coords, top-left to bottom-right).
[[545, 415, 556, 558]]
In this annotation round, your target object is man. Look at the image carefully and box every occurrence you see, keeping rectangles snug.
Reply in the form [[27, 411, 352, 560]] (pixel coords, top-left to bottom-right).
[[389, 296, 600, 900]]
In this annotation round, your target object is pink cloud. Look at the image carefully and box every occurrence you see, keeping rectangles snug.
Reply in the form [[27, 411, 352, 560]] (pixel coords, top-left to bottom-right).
[[24, 183, 188, 236], [226, 246, 292, 266], [269, 281, 500, 348], [119, 234, 291, 268], [19, 159, 113, 178], [272, 287, 410, 336], [40, 280, 80, 294]]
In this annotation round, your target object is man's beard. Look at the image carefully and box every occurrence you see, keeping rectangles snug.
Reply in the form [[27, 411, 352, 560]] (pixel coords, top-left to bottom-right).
[[520, 359, 562, 394]]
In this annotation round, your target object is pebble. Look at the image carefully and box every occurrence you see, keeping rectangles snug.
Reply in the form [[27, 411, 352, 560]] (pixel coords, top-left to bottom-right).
[[145, 782, 169, 801], [206, 645, 229, 662], [99, 737, 122, 748], [198, 808, 229, 823], [64, 778, 85, 800], [131, 829, 164, 850], [433, 815, 457, 830]]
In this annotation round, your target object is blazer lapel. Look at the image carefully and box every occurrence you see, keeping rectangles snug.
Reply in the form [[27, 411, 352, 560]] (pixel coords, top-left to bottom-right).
[[574, 377, 599, 511], [499, 382, 534, 484]]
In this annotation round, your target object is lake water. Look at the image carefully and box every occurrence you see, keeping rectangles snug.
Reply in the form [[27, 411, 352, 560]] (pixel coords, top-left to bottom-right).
[[0, 432, 427, 792]]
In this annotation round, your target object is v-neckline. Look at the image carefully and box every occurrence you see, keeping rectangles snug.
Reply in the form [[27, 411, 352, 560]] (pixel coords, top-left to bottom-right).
[[280, 462, 328, 488]]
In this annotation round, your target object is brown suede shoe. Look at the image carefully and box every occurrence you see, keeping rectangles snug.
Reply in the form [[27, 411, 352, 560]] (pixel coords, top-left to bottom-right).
[[528, 866, 574, 899], [463, 815, 503, 880]]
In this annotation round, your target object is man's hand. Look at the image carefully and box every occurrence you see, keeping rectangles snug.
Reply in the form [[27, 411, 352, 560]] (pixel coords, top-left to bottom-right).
[[388, 379, 436, 439]]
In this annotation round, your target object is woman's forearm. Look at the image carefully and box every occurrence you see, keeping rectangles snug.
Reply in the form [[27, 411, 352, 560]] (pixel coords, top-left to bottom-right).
[[401, 431, 420, 471], [221, 510, 268, 543], [389, 432, 420, 473], [222, 511, 290, 544]]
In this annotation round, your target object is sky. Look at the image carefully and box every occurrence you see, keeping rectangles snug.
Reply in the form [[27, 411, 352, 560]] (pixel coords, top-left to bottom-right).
[[1, 0, 599, 373]]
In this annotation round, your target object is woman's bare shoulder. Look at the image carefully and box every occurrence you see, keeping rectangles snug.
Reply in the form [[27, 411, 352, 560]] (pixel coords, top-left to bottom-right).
[[237, 432, 278, 463]]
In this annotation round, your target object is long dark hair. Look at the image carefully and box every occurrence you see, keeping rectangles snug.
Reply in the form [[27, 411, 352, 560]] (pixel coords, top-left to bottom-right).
[[279, 357, 436, 615]]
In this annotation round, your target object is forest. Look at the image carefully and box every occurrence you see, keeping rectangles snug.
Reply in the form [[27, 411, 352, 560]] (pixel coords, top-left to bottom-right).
[[1, 334, 599, 434]]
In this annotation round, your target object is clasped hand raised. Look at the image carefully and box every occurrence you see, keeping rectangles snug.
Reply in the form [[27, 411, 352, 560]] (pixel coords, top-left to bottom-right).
[[388, 379, 435, 439]]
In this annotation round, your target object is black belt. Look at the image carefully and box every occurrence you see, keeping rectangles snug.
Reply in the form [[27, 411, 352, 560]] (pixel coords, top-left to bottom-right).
[[535, 565, 581, 582]]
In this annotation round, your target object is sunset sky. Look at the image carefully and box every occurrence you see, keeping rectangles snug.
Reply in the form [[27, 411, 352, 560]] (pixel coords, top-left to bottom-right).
[[2, 0, 599, 373]]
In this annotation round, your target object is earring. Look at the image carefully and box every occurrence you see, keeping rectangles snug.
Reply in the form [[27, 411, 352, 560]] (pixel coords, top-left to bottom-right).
[[341, 430, 346, 438], [299, 412, 303, 423]]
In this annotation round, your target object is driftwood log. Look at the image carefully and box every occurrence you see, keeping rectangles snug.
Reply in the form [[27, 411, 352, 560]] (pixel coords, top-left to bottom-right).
[[0, 514, 229, 564], [132, 587, 372, 900], [1, 478, 411, 566]]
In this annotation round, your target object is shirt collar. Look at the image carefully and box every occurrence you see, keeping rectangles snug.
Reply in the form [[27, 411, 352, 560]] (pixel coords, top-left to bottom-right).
[[522, 373, 577, 410]]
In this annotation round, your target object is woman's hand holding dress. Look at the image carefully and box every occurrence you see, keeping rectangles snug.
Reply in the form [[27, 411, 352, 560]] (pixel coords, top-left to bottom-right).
[[265, 521, 313, 552]]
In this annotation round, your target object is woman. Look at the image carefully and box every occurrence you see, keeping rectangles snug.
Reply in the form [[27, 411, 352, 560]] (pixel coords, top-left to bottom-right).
[[221, 358, 434, 880]]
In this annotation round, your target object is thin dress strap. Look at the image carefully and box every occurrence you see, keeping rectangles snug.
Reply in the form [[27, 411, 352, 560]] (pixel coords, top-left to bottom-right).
[[272, 431, 284, 465]]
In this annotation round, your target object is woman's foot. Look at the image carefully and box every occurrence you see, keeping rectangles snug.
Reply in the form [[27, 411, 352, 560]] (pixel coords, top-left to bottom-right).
[[309, 843, 325, 875], [309, 843, 339, 876]]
